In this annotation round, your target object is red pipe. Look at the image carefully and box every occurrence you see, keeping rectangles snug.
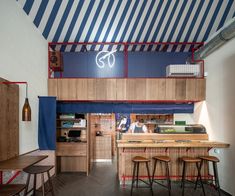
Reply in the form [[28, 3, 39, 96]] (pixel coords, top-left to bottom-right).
[[6, 171, 21, 184]]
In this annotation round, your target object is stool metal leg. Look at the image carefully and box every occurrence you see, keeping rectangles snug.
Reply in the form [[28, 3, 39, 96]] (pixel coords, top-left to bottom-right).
[[195, 160, 203, 190], [131, 162, 137, 196], [166, 162, 171, 196], [213, 162, 221, 196], [47, 171, 55, 196], [196, 162, 205, 196], [24, 173, 31, 196], [41, 173, 45, 196], [181, 162, 186, 196], [146, 162, 153, 196], [136, 163, 140, 188], [33, 174, 37, 196], [151, 159, 157, 186]]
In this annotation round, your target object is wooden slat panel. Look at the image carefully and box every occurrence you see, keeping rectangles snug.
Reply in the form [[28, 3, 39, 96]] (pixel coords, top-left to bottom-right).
[[186, 79, 196, 100], [175, 79, 186, 100], [7, 85, 19, 160], [57, 79, 77, 100], [48, 79, 58, 97], [158, 79, 166, 100], [96, 79, 107, 100], [76, 79, 88, 100], [0, 78, 19, 162], [166, 79, 176, 100], [87, 79, 96, 100], [127, 79, 146, 100], [195, 79, 206, 100], [106, 79, 116, 100], [56, 143, 87, 156], [60, 156, 87, 172], [116, 79, 126, 100], [146, 79, 158, 100]]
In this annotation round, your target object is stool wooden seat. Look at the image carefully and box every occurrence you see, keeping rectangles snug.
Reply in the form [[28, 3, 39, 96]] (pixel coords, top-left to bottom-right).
[[0, 184, 26, 196], [23, 165, 55, 196], [131, 156, 153, 196], [199, 156, 219, 162], [132, 156, 150, 163], [152, 156, 171, 196], [181, 157, 201, 163], [196, 156, 221, 196], [181, 157, 205, 196]]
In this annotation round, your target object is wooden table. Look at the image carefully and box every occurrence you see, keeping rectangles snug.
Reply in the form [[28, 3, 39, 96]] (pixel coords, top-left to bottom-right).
[[0, 155, 48, 184]]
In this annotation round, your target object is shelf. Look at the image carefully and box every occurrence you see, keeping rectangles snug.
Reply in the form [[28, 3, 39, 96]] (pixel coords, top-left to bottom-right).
[[57, 118, 84, 121], [57, 127, 87, 129]]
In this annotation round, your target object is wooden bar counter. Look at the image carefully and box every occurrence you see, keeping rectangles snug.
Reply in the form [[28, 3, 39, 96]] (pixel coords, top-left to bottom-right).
[[117, 133, 229, 185]]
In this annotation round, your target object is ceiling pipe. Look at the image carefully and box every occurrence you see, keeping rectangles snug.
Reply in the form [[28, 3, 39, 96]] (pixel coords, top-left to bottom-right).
[[194, 17, 235, 60]]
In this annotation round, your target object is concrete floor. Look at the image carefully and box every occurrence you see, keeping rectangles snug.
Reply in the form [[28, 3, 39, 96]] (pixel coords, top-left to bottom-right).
[[51, 160, 224, 196]]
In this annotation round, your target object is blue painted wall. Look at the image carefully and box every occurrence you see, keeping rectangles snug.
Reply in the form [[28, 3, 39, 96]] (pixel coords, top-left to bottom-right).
[[54, 52, 190, 78]]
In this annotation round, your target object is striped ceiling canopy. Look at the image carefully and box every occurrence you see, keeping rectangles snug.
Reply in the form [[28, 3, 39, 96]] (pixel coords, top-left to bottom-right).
[[17, 0, 235, 52]]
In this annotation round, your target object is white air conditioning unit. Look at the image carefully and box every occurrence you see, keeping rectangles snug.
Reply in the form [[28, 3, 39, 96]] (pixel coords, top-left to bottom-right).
[[166, 64, 201, 77]]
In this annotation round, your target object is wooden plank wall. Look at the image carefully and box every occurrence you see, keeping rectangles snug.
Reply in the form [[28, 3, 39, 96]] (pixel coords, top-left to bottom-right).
[[48, 78, 206, 101], [0, 77, 19, 161]]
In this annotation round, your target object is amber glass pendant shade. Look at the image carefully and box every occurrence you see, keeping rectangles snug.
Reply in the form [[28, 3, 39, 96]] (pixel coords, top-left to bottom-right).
[[22, 98, 31, 121]]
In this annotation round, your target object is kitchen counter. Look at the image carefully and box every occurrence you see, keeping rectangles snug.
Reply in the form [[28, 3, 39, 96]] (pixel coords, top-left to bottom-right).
[[117, 133, 229, 185], [117, 139, 229, 148]]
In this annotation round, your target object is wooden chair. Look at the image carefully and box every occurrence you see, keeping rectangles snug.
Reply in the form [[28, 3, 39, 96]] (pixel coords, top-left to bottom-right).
[[131, 156, 153, 196], [152, 156, 171, 196], [181, 157, 205, 196], [0, 184, 26, 196], [23, 165, 55, 196]]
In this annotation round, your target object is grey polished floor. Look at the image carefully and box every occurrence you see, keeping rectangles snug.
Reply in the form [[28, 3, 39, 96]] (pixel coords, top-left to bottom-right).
[[51, 161, 225, 196]]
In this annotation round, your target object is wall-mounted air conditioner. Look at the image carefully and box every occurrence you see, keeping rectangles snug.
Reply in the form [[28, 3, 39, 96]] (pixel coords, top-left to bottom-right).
[[166, 64, 200, 77]]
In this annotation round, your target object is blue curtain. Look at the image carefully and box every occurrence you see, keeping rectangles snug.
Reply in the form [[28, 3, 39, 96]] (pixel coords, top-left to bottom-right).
[[38, 96, 56, 150], [57, 102, 194, 114]]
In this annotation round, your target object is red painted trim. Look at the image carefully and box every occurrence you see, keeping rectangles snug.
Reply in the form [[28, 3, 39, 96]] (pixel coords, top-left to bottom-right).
[[50, 77, 205, 79], [49, 41, 204, 46], [56, 99, 199, 103], [124, 44, 128, 77], [6, 171, 21, 184], [0, 82, 27, 84], [48, 43, 51, 79]]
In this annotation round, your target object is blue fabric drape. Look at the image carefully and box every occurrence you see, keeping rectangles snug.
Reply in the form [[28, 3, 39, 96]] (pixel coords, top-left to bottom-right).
[[57, 102, 194, 114], [38, 96, 56, 150]]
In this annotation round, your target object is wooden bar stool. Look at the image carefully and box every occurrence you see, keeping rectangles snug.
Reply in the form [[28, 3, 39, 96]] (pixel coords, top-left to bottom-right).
[[0, 184, 26, 196], [151, 156, 171, 196], [196, 156, 221, 196], [130, 156, 153, 196], [23, 165, 55, 196], [181, 157, 205, 196]]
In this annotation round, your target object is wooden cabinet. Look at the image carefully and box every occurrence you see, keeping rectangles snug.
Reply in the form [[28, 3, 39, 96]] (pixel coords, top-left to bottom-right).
[[0, 78, 19, 162], [56, 114, 90, 175], [48, 78, 206, 101]]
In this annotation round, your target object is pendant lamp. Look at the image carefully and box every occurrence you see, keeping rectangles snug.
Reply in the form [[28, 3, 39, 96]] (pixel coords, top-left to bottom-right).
[[1, 81, 31, 121], [22, 82, 31, 121]]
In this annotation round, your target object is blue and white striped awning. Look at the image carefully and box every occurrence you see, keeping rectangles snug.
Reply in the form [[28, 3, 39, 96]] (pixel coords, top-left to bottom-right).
[[16, 0, 235, 52]]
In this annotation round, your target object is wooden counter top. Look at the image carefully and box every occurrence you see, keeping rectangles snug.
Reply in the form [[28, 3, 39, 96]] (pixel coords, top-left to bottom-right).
[[117, 140, 229, 148]]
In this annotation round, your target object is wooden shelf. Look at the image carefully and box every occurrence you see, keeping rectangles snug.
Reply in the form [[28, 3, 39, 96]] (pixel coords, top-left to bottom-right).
[[57, 127, 87, 129], [57, 118, 84, 121]]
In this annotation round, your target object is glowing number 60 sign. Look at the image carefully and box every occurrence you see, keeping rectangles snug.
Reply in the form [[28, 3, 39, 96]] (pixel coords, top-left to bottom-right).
[[95, 50, 117, 69]]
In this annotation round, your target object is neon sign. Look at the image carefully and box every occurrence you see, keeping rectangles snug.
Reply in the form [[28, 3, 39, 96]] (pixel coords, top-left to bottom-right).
[[95, 50, 117, 69]]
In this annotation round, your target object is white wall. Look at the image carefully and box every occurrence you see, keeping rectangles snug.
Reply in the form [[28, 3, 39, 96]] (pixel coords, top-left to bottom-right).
[[0, 0, 48, 153], [196, 38, 235, 195]]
